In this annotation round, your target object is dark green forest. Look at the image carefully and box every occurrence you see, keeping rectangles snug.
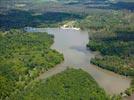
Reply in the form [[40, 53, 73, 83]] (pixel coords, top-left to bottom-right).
[[79, 11, 134, 95], [0, 10, 84, 30], [84, 11, 134, 76]]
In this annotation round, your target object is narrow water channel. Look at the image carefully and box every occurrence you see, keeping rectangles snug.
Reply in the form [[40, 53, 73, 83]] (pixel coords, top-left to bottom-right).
[[26, 27, 131, 95]]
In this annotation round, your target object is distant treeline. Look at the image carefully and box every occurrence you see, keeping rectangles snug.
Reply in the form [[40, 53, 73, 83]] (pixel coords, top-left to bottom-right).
[[0, 10, 84, 30]]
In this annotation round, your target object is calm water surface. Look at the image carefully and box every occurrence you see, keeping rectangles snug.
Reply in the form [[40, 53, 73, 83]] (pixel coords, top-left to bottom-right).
[[26, 28, 131, 95]]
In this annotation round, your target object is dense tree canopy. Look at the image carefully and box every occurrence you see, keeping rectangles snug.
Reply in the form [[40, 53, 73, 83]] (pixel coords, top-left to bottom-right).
[[11, 69, 110, 100], [0, 10, 84, 30], [0, 30, 63, 99], [80, 11, 134, 76], [79, 11, 134, 95]]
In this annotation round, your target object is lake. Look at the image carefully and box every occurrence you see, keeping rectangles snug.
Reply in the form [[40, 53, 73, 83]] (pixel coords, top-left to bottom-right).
[[26, 27, 131, 95]]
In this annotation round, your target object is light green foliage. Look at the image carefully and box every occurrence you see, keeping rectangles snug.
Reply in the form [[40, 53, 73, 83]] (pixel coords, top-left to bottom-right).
[[79, 11, 125, 30], [0, 30, 63, 99], [11, 69, 110, 100]]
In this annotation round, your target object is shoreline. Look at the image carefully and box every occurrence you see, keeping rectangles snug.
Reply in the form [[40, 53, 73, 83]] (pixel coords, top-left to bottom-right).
[[60, 26, 80, 30]]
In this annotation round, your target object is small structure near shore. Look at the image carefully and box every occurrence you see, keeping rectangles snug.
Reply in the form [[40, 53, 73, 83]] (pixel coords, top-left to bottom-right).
[[60, 21, 80, 30]]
